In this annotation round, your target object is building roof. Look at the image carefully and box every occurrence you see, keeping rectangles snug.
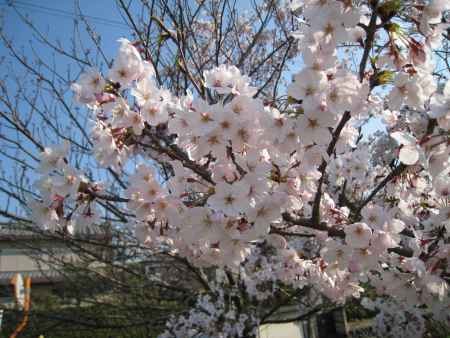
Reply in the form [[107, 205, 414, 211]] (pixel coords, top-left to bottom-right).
[[0, 269, 63, 285], [0, 227, 110, 242]]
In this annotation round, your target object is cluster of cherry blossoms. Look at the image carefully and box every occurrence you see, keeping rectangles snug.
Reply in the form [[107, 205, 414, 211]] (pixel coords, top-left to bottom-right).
[[160, 277, 259, 338], [361, 297, 426, 338], [30, 142, 102, 234], [29, 0, 450, 336]]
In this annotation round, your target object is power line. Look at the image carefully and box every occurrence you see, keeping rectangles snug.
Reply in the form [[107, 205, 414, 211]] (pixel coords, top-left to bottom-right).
[[1, 0, 130, 29], [14, 0, 128, 27]]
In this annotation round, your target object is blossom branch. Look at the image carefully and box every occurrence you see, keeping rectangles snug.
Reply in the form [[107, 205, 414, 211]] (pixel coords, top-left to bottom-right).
[[140, 128, 215, 185], [312, 110, 352, 224], [355, 163, 406, 215], [358, 6, 379, 82]]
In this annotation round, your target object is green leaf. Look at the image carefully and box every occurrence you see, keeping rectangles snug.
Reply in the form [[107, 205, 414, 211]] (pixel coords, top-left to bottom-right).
[[377, 0, 402, 22], [376, 70, 394, 85], [384, 22, 401, 33], [157, 32, 170, 45], [287, 96, 302, 104]]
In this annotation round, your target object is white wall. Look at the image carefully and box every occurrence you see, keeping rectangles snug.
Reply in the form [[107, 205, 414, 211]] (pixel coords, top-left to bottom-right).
[[259, 322, 305, 338]]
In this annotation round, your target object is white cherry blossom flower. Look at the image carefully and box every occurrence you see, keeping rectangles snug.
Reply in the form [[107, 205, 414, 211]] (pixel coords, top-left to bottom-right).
[[204, 64, 256, 96], [192, 129, 227, 159], [51, 167, 82, 198], [74, 205, 101, 233], [139, 179, 165, 202], [108, 39, 143, 87], [186, 99, 219, 136], [246, 196, 281, 229], [208, 181, 250, 217], [371, 230, 400, 254], [320, 239, 352, 269], [391, 131, 425, 166], [127, 110, 145, 135], [344, 222, 372, 248], [38, 142, 69, 174], [111, 97, 131, 127], [287, 69, 327, 109], [29, 200, 59, 231], [141, 99, 168, 126], [131, 76, 158, 106], [296, 106, 335, 145], [361, 205, 386, 230], [387, 72, 425, 110], [350, 247, 378, 271], [429, 81, 450, 126], [326, 71, 367, 114], [181, 207, 224, 244], [311, 6, 349, 46], [230, 121, 260, 152], [71, 67, 105, 104]]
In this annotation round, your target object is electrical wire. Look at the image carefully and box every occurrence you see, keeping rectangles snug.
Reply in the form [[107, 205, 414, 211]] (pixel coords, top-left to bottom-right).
[[1, 0, 130, 29]]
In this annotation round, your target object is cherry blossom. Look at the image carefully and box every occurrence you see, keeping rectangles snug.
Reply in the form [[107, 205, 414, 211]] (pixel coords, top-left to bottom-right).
[[344, 222, 372, 248], [288, 69, 327, 109], [391, 131, 425, 166], [29, 199, 59, 231], [108, 38, 144, 87], [387, 72, 425, 110], [38, 142, 69, 174], [26, 1, 450, 336], [208, 181, 250, 217], [296, 106, 335, 145], [71, 67, 105, 105]]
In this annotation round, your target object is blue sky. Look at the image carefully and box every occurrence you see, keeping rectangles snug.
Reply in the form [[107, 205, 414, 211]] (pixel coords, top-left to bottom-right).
[[0, 1, 137, 216], [0, 0, 135, 79], [1, 0, 130, 50], [0, 0, 387, 218], [0, 0, 385, 141]]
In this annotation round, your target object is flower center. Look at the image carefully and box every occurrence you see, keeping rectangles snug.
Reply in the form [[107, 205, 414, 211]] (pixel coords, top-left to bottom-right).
[[118, 69, 128, 78], [220, 120, 231, 129], [307, 118, 319, 129], [329, 89, 338, 102], [237, 128, 249, 142], [148, 107, 158, 116], [305, 86, 316, 96], [200, 113, 212, 123], [203, 216, 213, 227], [324, 23, 334, 35], [91, 76, 100, 86], [208, 135, 220, 145], [132, 114, 141, 123], [224, 194, 235, 205], [256, 207, 268, 218], [233, 105, 242, 114], [66, 175, 76, 184], [355, 226, 364, 236]]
